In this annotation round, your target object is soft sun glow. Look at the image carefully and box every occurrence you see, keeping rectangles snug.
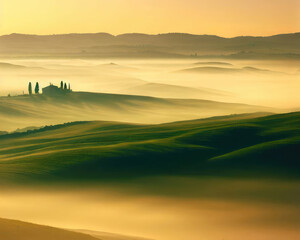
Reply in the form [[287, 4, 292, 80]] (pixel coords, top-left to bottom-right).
[[0, 0, 299, 37]]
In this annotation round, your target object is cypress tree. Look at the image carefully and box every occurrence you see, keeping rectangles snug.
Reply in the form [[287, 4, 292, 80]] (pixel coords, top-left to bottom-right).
[[28, 82, 32, 95], [35, 82, 39, 94], [64, 83, 67, 90], [68, 83, 71, 91], [60, 81, 63, 89]]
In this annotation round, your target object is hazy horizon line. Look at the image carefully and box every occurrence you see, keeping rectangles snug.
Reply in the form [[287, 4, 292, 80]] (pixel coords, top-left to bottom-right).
[[1, 31, 299, 39]]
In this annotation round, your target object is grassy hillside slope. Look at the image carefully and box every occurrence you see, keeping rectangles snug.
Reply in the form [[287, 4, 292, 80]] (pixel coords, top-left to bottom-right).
[[0, 112, 299, 183], [0, 92, 272, 131]]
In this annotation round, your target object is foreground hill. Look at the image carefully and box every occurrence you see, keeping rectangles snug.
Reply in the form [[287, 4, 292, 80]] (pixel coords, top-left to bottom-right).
[[0, 218, 149, 240], [0, 218, 99, 240], [0, 92, 272, 131], [0, 112, 298, 183]]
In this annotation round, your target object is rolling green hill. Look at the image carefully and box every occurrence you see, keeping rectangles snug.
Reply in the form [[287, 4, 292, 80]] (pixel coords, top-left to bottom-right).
[[0, 112, 299, 183], [0, 92, 273, 131]]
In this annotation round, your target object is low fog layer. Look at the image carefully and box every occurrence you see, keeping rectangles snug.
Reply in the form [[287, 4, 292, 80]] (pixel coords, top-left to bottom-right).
[[0, 178, 299, 240], [1, 58, 299, 131], [0, 58, 299, 109]]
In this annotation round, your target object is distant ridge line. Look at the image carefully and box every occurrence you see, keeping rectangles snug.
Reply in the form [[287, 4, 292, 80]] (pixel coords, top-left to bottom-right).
[[1, 32, 300, 39]]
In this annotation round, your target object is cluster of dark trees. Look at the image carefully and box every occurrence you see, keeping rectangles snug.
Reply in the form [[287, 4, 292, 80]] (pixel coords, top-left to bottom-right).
[[28, 82, 39, 95], [60, 81, 71, 91]]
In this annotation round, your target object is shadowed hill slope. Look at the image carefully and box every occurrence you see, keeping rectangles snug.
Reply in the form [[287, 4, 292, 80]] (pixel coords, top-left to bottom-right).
[[75, 229, 153, 240], [179, 66, 284, 75], [0, 62, 27, 69], [0, 112, 299, 183], [122, 83, 226, 99], [193, 61, 234, 66], [0, 92, 273, 131], [0, 62, 44, 71]]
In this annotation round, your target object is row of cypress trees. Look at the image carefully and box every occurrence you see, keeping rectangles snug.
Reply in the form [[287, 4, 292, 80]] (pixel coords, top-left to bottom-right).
[[28, 82, 39, 95], [60, 81, 71, 91]]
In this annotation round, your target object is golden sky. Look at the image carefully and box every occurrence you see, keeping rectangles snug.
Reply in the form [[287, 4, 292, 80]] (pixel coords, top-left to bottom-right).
[[0, 0, 299, 37]]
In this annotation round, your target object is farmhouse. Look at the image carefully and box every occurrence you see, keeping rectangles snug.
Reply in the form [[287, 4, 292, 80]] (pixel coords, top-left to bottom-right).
[[42, 82, 71, 96]]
